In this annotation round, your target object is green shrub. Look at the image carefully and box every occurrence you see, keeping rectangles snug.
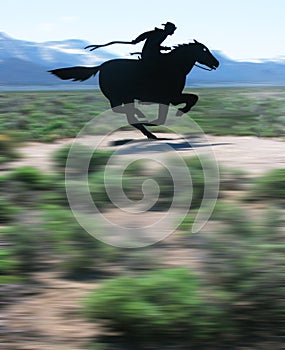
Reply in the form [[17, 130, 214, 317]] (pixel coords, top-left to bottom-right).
[[121, 164, 175, 211], [203, 205, 285, 337], [86, 155, 209, 212], [53, 144, 112, 174], [40, 191, 67, 206], [0, 197, 20, 223], [88, 162, 175, 211], [9, 166, 51, 190], [178, 213, 195, 232], [175, 155, 212, 210], [85, 268, 230, 346], [249, 168, 285, 201], [43, 205, 115, 274], [88, 172, 112, 210], [0, 133, 21, 162], [0, 156, 9, 164], [1, 225, 44, 274], [0, 248, 18, 275]]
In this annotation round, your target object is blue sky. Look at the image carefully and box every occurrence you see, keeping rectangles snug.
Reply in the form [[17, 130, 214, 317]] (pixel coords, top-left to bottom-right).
[[1, 0, 285, 60]]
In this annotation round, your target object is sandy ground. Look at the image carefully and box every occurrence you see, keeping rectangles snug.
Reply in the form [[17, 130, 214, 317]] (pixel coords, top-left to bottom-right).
[[2, 132, 284, 175]]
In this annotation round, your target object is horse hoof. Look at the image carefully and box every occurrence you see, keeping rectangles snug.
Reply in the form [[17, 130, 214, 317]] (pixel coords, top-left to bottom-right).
[[147, 135, 158, 140], [176, 109, 184, 117]]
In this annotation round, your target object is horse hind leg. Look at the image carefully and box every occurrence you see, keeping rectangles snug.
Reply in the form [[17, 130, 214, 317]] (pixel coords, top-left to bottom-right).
[[111, 100, 157, 139], [110, 100, 140, 124], [110, 99, 127, 114], [132, 123, 157, 139], [126, 104, 157, 139]]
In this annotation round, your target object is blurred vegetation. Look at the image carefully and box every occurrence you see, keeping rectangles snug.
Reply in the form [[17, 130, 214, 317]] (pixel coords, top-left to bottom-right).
[[85, 268, 231, 346], [1, 151, 284, 347], [205, 203, 284, 338], [247, 168, 285, 202], [190, 87, 285, 137], [85, 202, 284, 348], [0, 88, 285, 146], [43, 205, 117, 275], [0, 133, 21, 164], [1, 87, 284, 348], [0, 90, 109, 143], [53, 143, 113, 175]]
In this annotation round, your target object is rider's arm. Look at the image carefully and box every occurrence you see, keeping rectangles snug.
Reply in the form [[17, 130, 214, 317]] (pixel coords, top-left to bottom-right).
[[160, 46, 172, 51], [132, 31, 150, 44]]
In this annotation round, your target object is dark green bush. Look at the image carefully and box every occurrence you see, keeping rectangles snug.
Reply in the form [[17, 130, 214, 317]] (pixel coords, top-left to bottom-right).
[[0, 133, 21, 163], [121, 164, 175, 211], [249, 168, 285, 201], [182, 156, 205, 209], [53, 144, 112, 174], [0, 196, 20, 223], [85, 268, 230, 345], [1, 225, 45, 273], [88, 171, 112, 210], [43, 205, 115, 274], [9, 166, 51, 190], [87, 155, 209, 212], [203, 204, 285, 337], [40, 191, 67, 206], [88, 162, 175, 211], [0, 248, 18, 275]]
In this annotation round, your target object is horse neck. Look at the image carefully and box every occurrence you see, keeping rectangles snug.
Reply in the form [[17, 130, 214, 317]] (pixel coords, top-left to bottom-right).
[[169, 47, 197, 74]]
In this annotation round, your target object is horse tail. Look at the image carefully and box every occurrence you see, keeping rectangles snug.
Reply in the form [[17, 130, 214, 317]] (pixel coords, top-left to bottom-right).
[[48, 65, 101, 82]]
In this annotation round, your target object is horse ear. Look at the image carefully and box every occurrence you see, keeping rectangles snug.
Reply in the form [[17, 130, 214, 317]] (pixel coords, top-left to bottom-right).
[[194, 39, 198, 43]]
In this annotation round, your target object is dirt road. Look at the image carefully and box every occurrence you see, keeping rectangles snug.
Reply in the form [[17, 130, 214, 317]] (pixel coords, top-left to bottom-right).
[[3, 133, 284, 175]]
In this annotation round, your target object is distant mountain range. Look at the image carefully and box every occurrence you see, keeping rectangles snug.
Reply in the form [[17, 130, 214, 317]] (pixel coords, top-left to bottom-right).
[[0, 32, 285, 87]]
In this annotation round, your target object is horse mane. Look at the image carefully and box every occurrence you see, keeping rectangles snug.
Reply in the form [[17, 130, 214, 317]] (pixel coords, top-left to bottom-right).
[[169, 43, 195, 56], [174, 43, 193, 48]]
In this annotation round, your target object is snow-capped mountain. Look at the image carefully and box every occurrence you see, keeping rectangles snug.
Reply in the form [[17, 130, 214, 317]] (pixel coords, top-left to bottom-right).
[[188, 50, 285, 86], [0, 32, 285, 87], [0, 32, 116, 86], [0, 32, 115, 66]]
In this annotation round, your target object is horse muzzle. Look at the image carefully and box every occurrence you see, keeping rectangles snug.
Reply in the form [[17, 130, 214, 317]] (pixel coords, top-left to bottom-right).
[[212, 59, 219, 70]]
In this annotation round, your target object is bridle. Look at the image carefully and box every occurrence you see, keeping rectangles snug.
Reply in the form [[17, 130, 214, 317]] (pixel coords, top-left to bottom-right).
[[194, 63, 214, 71], [130, 49, 215, 71]]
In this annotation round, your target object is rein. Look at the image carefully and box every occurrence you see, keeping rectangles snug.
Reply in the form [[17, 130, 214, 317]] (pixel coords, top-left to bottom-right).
[[194, 63, 213, 71], [129, 55, 215, 72]]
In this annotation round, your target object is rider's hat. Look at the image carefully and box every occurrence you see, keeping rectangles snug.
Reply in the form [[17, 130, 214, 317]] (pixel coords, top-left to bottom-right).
[[162, 22, 177, 30]]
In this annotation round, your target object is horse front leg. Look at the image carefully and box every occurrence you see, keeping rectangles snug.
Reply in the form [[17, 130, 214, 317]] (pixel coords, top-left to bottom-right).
[[172, 93, 198, 116]]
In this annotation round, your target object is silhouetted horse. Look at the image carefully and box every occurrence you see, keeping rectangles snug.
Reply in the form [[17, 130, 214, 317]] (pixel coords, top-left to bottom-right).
[[49, 40, 219, 139]]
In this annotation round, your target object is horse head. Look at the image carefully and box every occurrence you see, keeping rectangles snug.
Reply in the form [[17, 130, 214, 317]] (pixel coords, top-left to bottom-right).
[[192, 39, 219, 70]]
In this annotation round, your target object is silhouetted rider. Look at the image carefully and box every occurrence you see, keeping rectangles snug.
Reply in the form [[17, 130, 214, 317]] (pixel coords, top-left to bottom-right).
[[132, 22, 177, 60]]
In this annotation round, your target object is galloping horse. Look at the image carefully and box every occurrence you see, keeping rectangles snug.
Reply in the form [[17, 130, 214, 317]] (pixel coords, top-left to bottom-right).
[[49, 40, 219, 139]]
